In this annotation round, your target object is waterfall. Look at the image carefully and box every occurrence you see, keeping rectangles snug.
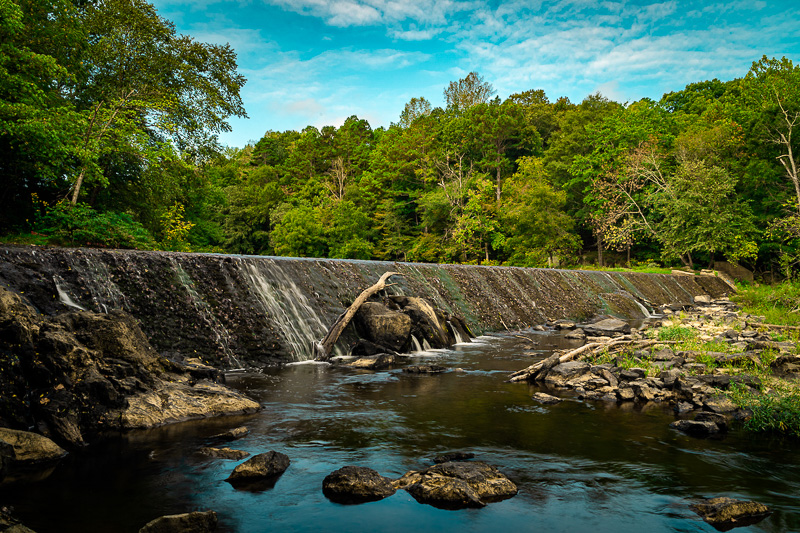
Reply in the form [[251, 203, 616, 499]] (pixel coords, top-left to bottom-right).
[[448, 321, 466, 344], [410, 335, 423, 353], [238, 258, 334, 361], [66, 253, 127, 313], [53, 275, 86, 311], [171, 260, 243, 370]]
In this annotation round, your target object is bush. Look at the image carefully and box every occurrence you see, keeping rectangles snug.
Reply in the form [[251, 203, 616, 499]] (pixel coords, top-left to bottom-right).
[[35, 201, 157, 249], [729, 382, 800, 437]]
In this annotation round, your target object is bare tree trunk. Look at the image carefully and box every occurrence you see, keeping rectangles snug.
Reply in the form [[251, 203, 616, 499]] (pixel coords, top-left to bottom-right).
[[597, 239, 604, 267], [315, 272, 402, 361]]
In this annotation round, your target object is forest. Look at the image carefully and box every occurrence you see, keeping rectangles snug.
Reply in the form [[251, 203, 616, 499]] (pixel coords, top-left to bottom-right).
[[2, 0, 800, 279]]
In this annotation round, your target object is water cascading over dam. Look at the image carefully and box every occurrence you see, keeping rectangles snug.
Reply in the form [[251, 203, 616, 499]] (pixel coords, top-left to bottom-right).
[[0, 247, 732, 368]]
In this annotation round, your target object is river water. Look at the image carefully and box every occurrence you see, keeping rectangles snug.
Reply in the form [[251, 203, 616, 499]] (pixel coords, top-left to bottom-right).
[[2, 330, 799, 532]]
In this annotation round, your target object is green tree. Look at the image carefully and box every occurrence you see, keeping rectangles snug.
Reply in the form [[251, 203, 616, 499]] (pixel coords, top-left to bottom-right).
[[501, 157, 580, 266], [443, 71, 495, 113]]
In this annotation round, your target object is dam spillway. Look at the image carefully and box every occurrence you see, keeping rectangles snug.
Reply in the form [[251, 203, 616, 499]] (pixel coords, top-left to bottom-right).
[[0, 247, 732, 368]]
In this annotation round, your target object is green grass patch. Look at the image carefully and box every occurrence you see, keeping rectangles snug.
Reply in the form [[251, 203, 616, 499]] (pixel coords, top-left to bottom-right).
[[657, 326, 696, 342], [732, 281, 800, 326], [728, 380, 800, 437]]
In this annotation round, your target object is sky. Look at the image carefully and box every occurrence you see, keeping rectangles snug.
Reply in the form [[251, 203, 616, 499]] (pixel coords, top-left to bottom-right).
[[150, 0, 800, 148]]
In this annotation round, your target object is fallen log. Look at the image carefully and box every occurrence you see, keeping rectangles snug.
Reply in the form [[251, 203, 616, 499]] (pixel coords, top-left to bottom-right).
[[507, 337, 676, 382], [315, 271, 402, 361]]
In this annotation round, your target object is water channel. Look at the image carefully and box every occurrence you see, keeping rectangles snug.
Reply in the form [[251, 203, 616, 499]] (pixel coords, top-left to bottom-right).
[[2, 330, 799, 532]]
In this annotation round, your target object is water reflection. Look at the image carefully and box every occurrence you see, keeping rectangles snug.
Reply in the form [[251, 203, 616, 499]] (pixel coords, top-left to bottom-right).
[[1, 330, 798, 532]]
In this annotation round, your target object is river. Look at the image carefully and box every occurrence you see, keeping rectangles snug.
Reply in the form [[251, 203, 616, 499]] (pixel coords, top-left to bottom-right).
[[2, 330, 798, 532]]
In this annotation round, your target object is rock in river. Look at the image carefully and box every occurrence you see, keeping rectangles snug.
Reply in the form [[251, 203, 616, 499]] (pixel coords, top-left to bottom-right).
[[225, 451, 290, 489], [690, 497, 771, 530], [322, 466, 396, 504], [0, 428, 66, 465], [394, 461, 517, 510], [139, 510, 218, 533]]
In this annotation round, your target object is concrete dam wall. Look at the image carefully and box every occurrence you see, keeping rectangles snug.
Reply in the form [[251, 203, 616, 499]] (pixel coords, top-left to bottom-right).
[[0, 247, 732, 368]]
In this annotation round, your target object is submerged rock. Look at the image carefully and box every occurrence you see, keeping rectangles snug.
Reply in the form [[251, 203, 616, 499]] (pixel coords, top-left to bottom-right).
[[346, 353, 397, 370], [433, 452, 475, 464], [198, 447, 250, 460], [394, 461, 517, 510], [531, 392, 562, 405], [139, 511, 218, 533], [322, 466, 396, 504], [690, 497, 771, 530], [669, 419, 721, 438], [225, 451, 290, 488], [210, 426, 249, 441], [404, 365, 447, 374]]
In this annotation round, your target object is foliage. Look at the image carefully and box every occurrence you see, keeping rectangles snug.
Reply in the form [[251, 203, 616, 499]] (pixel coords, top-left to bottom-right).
[[34, 201, 156, 249], [657, 325, 696, 342], [732, 280, 800, 326], [728, 381, 800, 437]]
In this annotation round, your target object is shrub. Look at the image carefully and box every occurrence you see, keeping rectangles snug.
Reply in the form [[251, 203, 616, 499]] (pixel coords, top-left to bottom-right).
[[35, 201, 157, 249]]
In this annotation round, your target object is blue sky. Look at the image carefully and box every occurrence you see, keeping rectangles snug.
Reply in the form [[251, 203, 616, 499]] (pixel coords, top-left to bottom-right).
[[150, 0, 800, 148]]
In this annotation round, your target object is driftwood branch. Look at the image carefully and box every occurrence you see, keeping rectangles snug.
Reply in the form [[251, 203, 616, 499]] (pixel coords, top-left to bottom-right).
[[315, 271, 402, 361], [507, 337, 677, 382]]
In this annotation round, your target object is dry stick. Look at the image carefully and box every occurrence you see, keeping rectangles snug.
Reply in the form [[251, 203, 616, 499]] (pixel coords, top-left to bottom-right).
[[508, 337, 678, 382], [315, 271, 402, 361]]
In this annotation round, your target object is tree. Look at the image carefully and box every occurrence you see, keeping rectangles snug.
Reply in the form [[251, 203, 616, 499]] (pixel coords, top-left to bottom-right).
[[443, 72, 495, 113], [69, 0, 247, 203], [655, 161, 757, 268], [398, 97, 432, 128], [501, 157, 580, 266]]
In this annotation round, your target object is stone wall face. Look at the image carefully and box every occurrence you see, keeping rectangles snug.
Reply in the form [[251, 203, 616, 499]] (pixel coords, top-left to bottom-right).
[[0, 247, 732, 367]]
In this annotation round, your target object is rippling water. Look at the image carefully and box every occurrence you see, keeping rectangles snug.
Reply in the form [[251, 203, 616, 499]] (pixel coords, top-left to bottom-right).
[[3, 331, 799, 532]]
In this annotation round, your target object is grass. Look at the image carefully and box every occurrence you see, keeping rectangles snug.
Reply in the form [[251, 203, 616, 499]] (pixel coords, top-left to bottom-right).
[[732, 280, 800, 326], [728, 379, 800, 437]]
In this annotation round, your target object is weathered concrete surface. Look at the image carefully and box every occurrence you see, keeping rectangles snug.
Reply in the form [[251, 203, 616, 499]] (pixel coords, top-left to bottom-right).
[[0, 246, 731, 366]]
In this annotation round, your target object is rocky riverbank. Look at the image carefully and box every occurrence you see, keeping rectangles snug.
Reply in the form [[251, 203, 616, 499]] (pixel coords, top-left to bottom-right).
[[0, 285, 259, 451], [512, 296, 800, 437]]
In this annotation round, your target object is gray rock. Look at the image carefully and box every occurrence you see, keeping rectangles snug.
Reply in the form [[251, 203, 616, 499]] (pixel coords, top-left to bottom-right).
[[211, 426, 249, 441], [659, 369, 681, 388], [346, 353, 397, 370], [695, 412, 728, 431], [225, 451, 290, 488], [0, 508, 37, 533], [674, 401, 695, 414], [669, 419, 720, 438], [544, 361, 591, 387], [532, 392, 562, 405], [0, 428, 66, 465], [563, 329, 586, 340], [582, 318, 631, 336], [703, 397, 737, 414], [355, 302, 412, 352], [532, 353, 562, 381], [619, 368, 646, 381], [553, 320, 576, 330], [198, 447, 250, 460], [653, 348, 675, 361], [690, 497, 771, 530], [403, 365, 447, 374], [395, 461, 517, 510], [322, 466, 396, 504], [598, 368, 618, 387], [433, 452, 475, 464], [617, 387, 635, 401], [139, 511, 217, 533]]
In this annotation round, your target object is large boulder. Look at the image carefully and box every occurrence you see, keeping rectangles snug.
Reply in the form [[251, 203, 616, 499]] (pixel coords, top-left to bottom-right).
[[389, 296, 455, 349], [139, 511, 217, 533], [354, 303, 411, 352], [394, 461, 517, 510], [543, 361, 591, 387], [0, 287, 259, 448], [0, 508, 37, 533], [322, 466, 396, 504], [0, 428, 66, 465], [225, 451, 290, 489], [690, 497, 770, 530]]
